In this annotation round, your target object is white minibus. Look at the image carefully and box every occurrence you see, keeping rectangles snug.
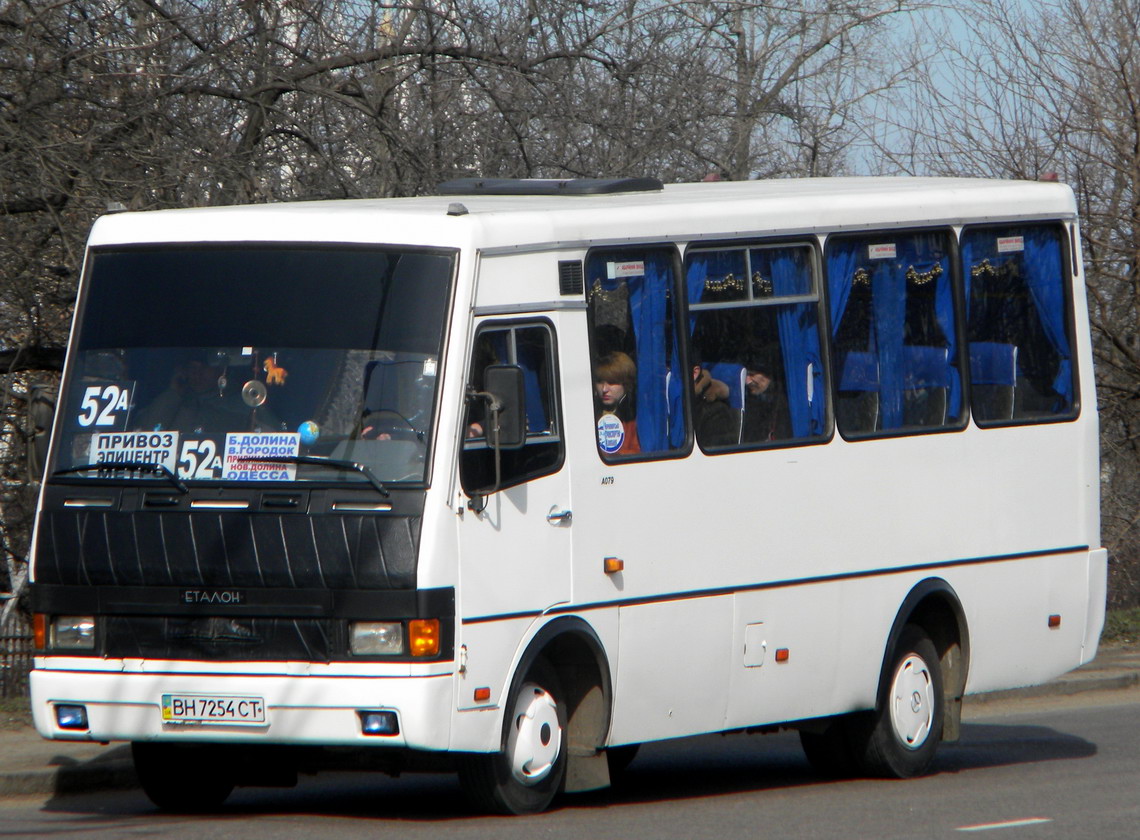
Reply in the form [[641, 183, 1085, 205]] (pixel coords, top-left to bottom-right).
[[29, 176, 1106, 813]]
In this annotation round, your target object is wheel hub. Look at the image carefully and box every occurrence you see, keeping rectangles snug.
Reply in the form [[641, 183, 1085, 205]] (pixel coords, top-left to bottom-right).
[[506, 682, 562, 785], [889, 653, 935, 750]]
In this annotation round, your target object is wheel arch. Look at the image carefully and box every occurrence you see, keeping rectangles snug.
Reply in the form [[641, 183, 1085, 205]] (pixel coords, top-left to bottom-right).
[[880, 577, 971, 742], [512, 615, 615, 793]]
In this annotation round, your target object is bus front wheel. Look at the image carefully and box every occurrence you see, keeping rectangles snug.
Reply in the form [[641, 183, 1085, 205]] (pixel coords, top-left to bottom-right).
[[850, 624, 945, 778], [458, 659, 568, 814], [131, 742, 235, 812]]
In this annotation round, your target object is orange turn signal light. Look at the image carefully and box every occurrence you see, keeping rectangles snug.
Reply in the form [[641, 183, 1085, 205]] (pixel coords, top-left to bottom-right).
[[604, 557, 624, 574], [775, 648, 790, 663], [408, 619, 441, 657], [1048, 614, 1062, 629], [474, 687, 491, 702], [32, 614, 46, 650]]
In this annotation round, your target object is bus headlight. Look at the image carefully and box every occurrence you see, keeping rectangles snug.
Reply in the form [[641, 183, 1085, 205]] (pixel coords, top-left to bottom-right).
[[349, 621, 404, 655], [50, 616, 96, 650]]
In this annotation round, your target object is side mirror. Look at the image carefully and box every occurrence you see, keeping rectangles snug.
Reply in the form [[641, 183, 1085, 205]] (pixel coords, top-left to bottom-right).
[[482, 365, 526, 450]]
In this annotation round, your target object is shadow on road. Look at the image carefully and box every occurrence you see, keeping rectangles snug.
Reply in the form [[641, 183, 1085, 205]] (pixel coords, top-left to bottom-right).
[[38, 722, 1096, 822]]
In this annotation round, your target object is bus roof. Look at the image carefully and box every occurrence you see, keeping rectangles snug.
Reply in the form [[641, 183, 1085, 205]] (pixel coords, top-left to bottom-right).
[[87, 177, 1077, 252]]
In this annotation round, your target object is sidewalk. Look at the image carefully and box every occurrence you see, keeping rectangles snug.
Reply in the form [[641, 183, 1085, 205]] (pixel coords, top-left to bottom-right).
[[1, 643, 1137, 799]]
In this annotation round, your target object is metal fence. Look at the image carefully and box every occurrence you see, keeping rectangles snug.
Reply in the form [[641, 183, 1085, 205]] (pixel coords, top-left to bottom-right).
[[1, 620, 32, 698]]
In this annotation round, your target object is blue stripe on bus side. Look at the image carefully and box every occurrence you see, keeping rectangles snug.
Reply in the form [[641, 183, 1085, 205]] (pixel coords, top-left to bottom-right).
[[459, 544, 1090, 625]]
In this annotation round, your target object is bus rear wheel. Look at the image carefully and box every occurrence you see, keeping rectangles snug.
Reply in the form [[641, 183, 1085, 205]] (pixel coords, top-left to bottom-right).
[[798, 719, 857, 778], [849, 624, 945, 778], [458, 659, 567, 814], [131, 742, 235, 812]]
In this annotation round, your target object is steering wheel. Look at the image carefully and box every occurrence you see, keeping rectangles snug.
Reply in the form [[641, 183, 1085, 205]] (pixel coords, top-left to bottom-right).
[[360, 409, 424, 444]]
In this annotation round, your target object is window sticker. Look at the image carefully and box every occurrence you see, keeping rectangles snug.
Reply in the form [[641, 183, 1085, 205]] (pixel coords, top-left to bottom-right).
[[74, 381, 134, 430], [223, 432, 300, 481], [996, 236, 1025, 253], [607, 260, 645, 279], [89, 431, 178, 473], [596, 413, 626, 454], [868, 243, 897, 260]]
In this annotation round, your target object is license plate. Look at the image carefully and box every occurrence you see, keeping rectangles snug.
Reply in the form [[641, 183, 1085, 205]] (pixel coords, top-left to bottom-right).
[[161, 694, 267, 725]]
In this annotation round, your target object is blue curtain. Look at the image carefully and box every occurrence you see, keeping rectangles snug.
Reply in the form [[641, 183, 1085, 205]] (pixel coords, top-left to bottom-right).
[[1023, 229, 1073, 406], [827, 244, 863, 341], [632, 253, 673, 451], [769, 252, 824, 436], [871, 260, 906, 428]]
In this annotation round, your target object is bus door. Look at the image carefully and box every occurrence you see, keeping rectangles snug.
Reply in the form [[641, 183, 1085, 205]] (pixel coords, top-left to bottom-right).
[[455, 318, 571, 698]]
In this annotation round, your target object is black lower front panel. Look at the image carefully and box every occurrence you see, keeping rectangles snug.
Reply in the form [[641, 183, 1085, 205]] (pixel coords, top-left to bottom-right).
[[31, 504, 454, 662]]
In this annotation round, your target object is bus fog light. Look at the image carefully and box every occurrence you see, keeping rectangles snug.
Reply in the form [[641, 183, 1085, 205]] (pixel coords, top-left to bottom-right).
[[55, 704, 89, 730], [50, 616, 96, 650], [358, 710, 400, 736], [349, 621, 404, 655]]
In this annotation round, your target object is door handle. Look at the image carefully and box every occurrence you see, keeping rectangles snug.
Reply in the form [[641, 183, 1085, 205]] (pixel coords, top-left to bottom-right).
[[546, 508, 572, 525]]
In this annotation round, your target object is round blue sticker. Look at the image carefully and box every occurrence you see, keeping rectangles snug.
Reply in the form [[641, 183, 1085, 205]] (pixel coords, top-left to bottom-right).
[[596, 413, 625, 454]]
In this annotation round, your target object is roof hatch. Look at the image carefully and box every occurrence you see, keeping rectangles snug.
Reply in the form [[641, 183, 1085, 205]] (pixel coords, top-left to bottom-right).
[[436, 177, 664, 196]]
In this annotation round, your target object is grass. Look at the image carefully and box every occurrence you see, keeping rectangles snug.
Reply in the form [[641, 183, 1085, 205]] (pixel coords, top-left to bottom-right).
[[1101, 606, 1140, 645], [0, 695, 32, 731]]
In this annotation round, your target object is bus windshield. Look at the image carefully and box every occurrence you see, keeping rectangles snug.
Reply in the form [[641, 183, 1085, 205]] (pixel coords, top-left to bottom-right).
[[52, 245, 455, 488]]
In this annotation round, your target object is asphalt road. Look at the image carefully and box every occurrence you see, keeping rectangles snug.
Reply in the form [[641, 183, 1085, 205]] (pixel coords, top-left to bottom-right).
[[2, 687, 1137, 839]]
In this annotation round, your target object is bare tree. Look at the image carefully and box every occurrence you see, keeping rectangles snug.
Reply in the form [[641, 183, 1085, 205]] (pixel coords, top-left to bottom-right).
[[877, 0, 1140, 606], [0, 0, 923, 601]]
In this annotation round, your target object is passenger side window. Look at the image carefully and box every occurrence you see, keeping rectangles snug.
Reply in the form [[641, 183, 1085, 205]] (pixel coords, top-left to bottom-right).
[[685, 243, 827, 448], [960, 224, 1076, 424], [586, 247, 686, 459], [826, 230, 963, 436], [459, 322, 562, 492]]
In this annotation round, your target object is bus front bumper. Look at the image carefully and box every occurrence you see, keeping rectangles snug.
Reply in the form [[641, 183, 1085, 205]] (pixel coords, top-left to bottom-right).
[[30, 666, 455, 751]]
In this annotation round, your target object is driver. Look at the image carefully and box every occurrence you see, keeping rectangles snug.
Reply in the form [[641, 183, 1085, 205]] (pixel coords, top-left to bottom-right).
[[359, 409, 423, 442]]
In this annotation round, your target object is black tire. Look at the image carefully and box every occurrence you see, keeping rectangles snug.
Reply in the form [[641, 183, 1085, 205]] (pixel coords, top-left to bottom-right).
[[458, 659, 567, 815], [799, 719, 858, 778], [848, 624, 945, 778], [131, 742, 235, 812], [605, 744, 640, 782]]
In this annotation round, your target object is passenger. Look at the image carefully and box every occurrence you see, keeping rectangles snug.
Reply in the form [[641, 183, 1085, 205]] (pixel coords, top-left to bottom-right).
[[692, 362, 738, 447], [594, 351, 640, 455], [741, 352, 791, 443]]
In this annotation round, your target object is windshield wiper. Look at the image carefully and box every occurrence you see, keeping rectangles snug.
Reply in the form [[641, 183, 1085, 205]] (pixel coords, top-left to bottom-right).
[[53, 461, 188, 494], [240, 455, 390, 498]]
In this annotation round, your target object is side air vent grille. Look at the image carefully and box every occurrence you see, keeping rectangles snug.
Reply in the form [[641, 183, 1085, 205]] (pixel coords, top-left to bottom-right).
[[558, 260, 584, 295]]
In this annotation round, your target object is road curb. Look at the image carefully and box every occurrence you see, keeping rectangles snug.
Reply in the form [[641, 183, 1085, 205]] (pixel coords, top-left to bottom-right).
[[965, 672, 1140, 705], [0, 758, 136, 798]]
